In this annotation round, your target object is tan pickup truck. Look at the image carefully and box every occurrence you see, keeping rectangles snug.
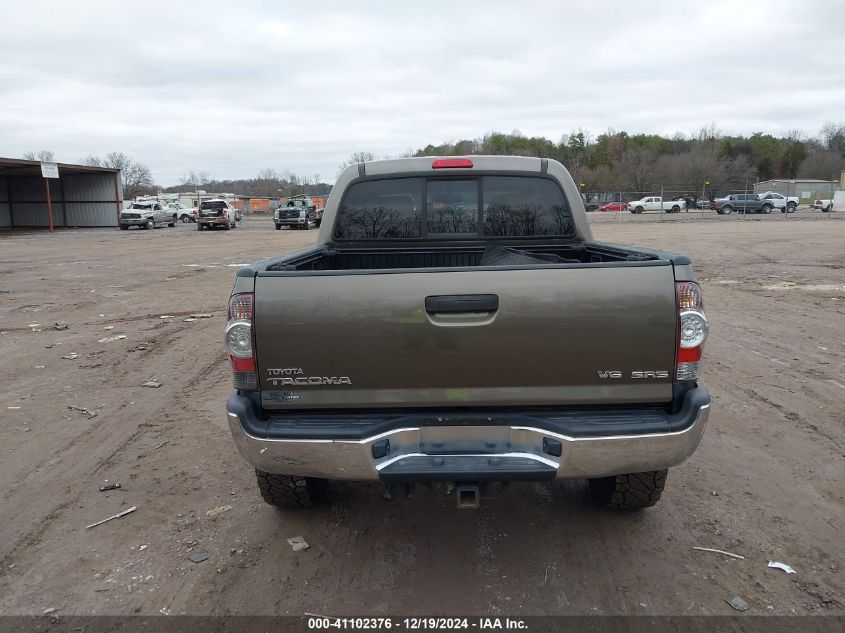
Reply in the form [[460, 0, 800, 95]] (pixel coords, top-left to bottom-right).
[[224, 156, 711, 510]]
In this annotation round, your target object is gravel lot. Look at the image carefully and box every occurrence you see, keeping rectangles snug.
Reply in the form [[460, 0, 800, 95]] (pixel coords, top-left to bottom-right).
[[0, 213, 842, 616]]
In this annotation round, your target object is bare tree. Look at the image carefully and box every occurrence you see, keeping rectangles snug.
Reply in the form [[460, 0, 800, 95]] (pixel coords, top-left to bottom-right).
[[22, 150, 55, 161], [122, 162, 154, 199], [181, 171, 212, 189], [799, 150, 845, 180], [615, 148, 658, 192], [819, 122, 845, 155], [337, 151, 376, 176], [254, 168, 280, 197], [81, 152, 154, 198]]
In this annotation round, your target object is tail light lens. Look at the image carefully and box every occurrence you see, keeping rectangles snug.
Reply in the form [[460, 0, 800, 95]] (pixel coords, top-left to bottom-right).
[[432, 158, 473, 169], [226, 293, 257, 390], [675, 282, 708, 382]]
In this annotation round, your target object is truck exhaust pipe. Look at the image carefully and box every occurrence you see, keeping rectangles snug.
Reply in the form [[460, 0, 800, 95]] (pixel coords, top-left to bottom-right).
[[456, 484, 480, 509]]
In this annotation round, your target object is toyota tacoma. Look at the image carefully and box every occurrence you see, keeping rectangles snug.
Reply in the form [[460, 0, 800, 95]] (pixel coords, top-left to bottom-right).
[[224, 156, 711, 510]]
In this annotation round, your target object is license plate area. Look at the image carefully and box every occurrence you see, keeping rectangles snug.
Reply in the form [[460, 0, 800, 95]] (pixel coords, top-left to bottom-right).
[[419, 425, 510, 454]]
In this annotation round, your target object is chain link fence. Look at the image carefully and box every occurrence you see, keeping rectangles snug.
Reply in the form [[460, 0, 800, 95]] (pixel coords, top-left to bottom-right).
[[581, 182, 840, 224]]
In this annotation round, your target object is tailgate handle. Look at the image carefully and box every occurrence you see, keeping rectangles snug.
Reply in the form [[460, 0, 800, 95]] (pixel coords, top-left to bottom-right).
[[425, 294, 499, 314]]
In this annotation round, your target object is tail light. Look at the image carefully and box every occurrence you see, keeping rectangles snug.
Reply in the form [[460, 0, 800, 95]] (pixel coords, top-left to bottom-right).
[[226, 293, 257, 390], [675, 282, 708, 382], [432, 158, 473, 169]]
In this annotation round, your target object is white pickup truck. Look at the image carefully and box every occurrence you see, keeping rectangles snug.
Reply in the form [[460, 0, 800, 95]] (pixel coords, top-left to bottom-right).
[[758, 191, 798, 213], [628, 196, 683, 214], [812, 191, 843, 212]]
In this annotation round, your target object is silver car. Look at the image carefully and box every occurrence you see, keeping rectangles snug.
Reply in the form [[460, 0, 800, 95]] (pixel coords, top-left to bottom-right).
[[119, 202, 176, 230]]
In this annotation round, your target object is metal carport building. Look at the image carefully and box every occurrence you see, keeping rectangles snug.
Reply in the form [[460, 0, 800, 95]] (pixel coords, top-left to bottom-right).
[[0, 158, 122, 229]]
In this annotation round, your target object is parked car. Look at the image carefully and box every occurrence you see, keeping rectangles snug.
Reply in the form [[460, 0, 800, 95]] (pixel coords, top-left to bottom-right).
[[628, 196, 683, 214], [275, 195, 320, 230], [695, 199, 713, 210], [166, 202, 198, 223], [758, 192, 797, 213], [119, 201, 176, 230], [197, 199, 238, 230], [225, 156, 711, 512], [598, 201, 628, 211], [714, 194, 769, 215], [584, 200, 601, 212]]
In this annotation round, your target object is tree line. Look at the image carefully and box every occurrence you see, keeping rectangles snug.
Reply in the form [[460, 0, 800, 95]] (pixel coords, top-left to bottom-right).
[[163, 168, 332, 199], [408, 123, 845, 194], [19, 121, 844, 202], [17, 151, 332, 200]]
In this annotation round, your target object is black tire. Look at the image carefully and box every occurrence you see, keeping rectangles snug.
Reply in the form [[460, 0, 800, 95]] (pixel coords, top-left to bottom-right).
[[181, 214, 191, 223], [223, 221, 231, 230], [787, 202, 796, 213], [275, 223, 282, 230], [722, 205, 733, 215], [197, 223, 203, 231], [671, 205, 680, 213], [144, 218, 154, 230], [255, 470, 328, 508], [634, 206, 643, 214], [825, 204, 832, 213], [762, 204, 772, 214], [588, 469, 668, 510], [119, 225, 128, 230]]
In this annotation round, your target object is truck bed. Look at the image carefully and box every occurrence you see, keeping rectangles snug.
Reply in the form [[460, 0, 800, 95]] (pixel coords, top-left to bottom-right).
[[257, 242, 680, 274]]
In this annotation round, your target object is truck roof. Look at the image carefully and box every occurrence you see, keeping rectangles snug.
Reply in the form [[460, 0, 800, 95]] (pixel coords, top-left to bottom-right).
[[320, 156, 592, 244]]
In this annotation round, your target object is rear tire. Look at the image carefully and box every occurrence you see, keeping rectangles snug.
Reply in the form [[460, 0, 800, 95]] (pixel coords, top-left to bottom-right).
[[588, 469, 668, 510], [671, 205, 680, 213], [762, 204, 772, 214], [255, 470, 328, 508]]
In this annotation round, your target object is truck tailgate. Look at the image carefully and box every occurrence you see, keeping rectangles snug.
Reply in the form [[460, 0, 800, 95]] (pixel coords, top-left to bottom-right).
[[254, 265, 677, 409]]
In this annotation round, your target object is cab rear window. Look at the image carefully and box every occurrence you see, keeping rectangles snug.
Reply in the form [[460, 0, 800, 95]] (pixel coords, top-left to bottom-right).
[[334, 176, 573, 240]]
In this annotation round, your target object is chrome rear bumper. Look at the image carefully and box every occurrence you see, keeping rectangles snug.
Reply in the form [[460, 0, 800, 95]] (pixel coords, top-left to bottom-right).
[[226, 390, 710, 481]]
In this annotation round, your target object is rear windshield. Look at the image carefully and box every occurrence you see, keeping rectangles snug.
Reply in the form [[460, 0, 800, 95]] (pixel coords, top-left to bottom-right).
[[200, 201, 227, 210], [334, 176, 573, 240]]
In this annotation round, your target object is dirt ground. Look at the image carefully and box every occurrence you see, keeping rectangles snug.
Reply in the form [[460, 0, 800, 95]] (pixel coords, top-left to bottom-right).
[[0, 212, 842, 617]]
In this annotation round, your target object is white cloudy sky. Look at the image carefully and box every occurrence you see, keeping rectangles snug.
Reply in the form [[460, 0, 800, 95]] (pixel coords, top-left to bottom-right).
[[2, 0, 844, 185]]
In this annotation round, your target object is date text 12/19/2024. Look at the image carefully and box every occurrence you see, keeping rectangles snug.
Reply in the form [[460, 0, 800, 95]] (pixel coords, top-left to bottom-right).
[[307, 617, 528, 630]]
